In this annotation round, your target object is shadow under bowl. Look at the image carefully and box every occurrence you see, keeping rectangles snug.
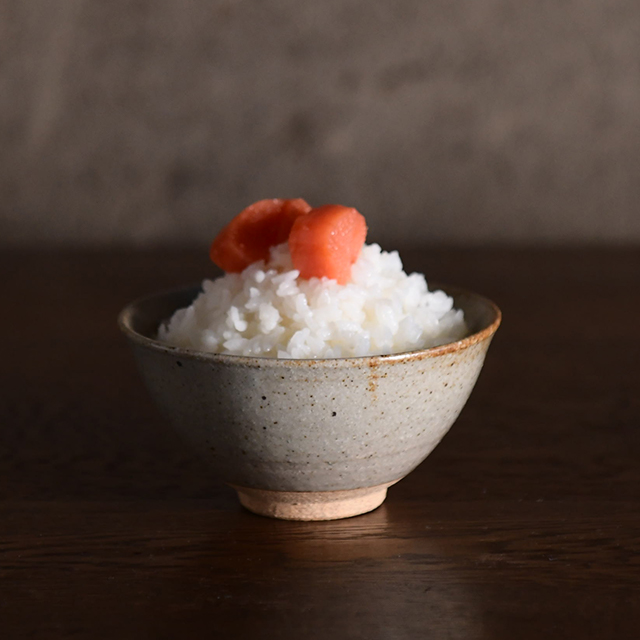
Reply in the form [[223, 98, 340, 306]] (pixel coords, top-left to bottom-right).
[[118, 285, 501, 520]]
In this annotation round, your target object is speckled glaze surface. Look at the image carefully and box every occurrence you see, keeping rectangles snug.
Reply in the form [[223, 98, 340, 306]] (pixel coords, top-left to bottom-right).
[[119, 285, 500, 517]]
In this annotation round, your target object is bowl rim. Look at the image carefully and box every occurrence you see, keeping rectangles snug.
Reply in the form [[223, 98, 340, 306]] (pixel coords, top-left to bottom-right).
[[118, 283, 502, 367]]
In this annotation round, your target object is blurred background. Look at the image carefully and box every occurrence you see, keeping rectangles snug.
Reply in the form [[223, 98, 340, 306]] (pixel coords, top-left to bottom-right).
[[1, 0, 639, 248]]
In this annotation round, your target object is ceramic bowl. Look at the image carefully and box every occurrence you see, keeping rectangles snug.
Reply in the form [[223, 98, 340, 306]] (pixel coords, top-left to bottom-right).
[[118, 285, 501, 520]]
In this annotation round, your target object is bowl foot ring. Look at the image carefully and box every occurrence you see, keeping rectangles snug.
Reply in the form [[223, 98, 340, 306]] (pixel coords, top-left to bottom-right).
[[230, 480, 399, 521]]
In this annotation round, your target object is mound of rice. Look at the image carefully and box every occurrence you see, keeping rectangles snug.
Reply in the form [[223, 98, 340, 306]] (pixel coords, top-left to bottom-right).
[[159, 243, 467, 359]]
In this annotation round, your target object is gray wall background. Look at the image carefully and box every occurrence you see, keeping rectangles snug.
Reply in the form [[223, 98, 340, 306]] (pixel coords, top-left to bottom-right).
[[1, 0, 639, 247]]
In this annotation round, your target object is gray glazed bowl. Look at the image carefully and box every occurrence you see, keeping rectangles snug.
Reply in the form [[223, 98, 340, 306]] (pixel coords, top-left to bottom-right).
[[119, 285, 501, 520]]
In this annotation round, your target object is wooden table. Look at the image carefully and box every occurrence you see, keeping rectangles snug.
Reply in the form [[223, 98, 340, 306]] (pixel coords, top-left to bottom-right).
[[2, 248, 639, 639]]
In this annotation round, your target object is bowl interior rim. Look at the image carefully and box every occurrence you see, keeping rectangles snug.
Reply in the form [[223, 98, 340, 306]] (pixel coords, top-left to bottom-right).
[[118, 283, 502, 366]]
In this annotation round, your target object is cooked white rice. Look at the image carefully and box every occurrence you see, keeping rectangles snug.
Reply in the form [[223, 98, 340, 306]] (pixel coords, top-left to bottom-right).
[[158, 243, 467, 359]]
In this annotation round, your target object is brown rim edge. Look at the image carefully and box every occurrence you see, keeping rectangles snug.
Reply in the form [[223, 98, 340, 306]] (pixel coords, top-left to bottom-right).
[[117, 284, 502, 367]]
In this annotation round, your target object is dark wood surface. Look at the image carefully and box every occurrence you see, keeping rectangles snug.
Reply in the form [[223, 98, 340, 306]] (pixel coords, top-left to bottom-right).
[[2, 247, 639, 639]]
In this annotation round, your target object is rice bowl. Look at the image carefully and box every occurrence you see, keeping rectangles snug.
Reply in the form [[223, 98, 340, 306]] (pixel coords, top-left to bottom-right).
[[119, 198, 501, 519], [119, 283, 501, 520]]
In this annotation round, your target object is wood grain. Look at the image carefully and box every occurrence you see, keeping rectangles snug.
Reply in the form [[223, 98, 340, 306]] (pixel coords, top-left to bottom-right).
[[1, 248, 639, 639]]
